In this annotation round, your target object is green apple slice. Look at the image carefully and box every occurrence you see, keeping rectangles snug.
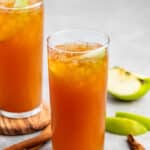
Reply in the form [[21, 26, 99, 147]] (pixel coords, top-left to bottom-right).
[[81, 47, 106, 59], [106, 117, 147, 136], [14, 0, 28, 7], [116, 112, 150, 130], [108, 66, 150, 101]]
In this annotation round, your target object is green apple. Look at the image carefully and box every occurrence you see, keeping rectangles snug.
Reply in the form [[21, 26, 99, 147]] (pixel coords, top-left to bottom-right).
[[81, 47, 106, 59], [116, 112, 150, 130], [14, 0, 28, 7], [108, 66, 150, 101], [106, 117, 147, 135]]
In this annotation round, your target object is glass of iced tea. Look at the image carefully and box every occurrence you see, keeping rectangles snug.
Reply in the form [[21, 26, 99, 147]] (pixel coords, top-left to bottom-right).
[[0, 0, 43, 118], [48, 30, 109, 150]]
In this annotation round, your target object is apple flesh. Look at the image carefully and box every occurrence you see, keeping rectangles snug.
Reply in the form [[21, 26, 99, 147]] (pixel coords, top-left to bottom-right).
[[108, 67, 150, 101]]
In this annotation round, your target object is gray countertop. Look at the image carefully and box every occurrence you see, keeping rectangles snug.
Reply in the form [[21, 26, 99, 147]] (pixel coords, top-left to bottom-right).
[[1, 0, 150, 149]]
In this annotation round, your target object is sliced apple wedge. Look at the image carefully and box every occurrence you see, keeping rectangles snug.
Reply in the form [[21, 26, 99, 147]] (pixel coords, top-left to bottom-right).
[[116, 112, 150, 130], [108, 67, 150, 101], [106, 117, 147, 135], [14, 0, 28, 7]]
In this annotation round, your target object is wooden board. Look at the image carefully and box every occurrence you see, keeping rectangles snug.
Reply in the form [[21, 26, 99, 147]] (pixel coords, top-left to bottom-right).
[[0, 104, 50, 135]]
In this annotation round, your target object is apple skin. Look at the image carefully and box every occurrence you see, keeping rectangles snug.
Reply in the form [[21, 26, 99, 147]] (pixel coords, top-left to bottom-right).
[[116, 112, 150, 130], [144, 78, 150, 82], [108, 79, 150, 101], [106, 117, 148, 136], [108, 67, 150, 101]]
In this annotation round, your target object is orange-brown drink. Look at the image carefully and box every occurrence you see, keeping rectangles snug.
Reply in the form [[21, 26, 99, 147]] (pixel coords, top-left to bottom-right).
[[48, 30, 109, 150], [0, 0, 43, 118]]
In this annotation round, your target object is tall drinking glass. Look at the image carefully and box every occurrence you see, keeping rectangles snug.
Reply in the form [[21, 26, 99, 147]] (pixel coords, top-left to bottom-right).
[[48, 30, 109, 150], [0, 0, 43, 118]]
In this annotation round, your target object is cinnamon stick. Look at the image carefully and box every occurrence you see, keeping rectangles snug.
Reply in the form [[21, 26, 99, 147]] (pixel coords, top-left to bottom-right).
[[29, 144, 43, 150], [4, 124, 52, 150], [127, 134, 145, 150], [28, 144, 43, 150]]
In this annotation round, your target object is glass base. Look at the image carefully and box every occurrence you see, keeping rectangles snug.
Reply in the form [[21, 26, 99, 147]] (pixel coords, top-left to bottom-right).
[[0, 106, 41, 119]]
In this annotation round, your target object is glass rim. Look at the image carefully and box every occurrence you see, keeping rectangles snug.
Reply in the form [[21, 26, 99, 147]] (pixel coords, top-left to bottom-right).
[[47, 29, 110, 54], [0, 1, 42, 11]]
